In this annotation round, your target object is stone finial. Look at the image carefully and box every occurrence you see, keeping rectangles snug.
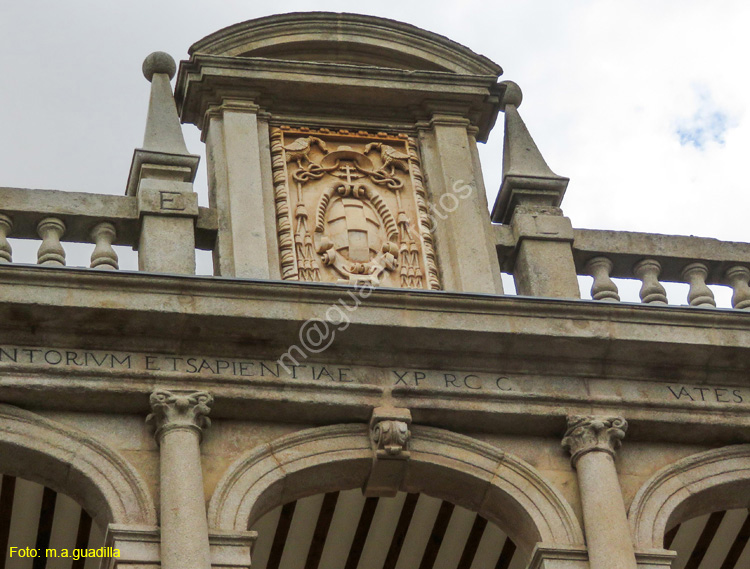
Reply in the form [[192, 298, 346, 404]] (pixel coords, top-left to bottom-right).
[[500, 80, 523, 108], [141, 52, 189, 155], [491, 80, 569, 224], [142, 51, 177, 82], [125, 51, 199, 197], [146, 390, 213, 442], [562, 415, 628, 467]]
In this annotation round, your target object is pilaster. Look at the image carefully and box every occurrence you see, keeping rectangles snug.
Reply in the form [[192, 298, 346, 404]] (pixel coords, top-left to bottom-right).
[[203, 100, 279, 278], [416, 111, 503, 294]]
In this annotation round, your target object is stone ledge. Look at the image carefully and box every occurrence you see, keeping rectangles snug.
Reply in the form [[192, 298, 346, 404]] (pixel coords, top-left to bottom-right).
[[0, 264, 747, 373], [0, 186, 217, 249]]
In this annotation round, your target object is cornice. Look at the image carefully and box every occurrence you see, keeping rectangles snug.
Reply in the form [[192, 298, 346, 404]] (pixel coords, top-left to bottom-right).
[[0, 264, 748, 331], [174, 55, 501, 140]]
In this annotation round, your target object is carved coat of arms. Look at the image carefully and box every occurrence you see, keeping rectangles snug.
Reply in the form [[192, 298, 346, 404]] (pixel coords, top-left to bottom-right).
[[271, 127, 440, 290]]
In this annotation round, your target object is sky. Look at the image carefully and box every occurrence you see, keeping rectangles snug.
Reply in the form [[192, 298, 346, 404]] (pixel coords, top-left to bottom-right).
[[1, 1, 748, 298]]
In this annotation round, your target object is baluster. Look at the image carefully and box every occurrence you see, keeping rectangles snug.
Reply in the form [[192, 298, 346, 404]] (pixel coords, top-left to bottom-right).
[[37, 217, 66, 266], [725, 266, 750, 310], [0, 214, 12, 263], [90, 222, 119, 270], [633, 259, 668, 304], [681, 262, 715, 307], [585, 256, 620, 301]]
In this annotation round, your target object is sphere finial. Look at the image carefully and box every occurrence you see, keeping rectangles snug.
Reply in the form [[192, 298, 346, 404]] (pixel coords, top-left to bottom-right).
[[142, 52, 176, 82], [499, 80, 523, 109]]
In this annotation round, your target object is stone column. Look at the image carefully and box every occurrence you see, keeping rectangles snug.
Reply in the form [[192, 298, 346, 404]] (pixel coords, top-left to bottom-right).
[[562, 416, 637, 569], [147, 390, 214, 569]]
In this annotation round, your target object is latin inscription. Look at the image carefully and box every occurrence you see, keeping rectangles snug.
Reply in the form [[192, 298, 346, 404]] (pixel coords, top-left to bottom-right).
[[0, 346, 516, 391], [0, 346, 747, 406], [667, 385, 744, 404], [159, 191, 187, 211]]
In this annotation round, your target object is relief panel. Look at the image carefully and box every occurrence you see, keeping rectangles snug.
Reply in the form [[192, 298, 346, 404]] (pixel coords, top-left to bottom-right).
[[271, 126, 440, 289]]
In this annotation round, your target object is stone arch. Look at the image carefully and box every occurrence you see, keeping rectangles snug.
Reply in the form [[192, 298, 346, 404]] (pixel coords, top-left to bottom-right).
[[0, 404, 156, 526], [629, 444, 750, 550], [208, 423, 583, 554]]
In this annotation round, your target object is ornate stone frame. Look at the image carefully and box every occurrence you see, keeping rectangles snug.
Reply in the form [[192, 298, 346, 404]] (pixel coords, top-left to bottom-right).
[[207, 423, 583, 555], [629, 444, 750, 550], [0, 404, 156, 526], [270, 127, 441, 290]]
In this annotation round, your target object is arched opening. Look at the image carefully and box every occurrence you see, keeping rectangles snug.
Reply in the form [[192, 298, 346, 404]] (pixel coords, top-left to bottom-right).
[[0, 405, 156, 533], [209, 423, 583, 566], [1, 474, 107, 569], [663, 507, 750, 569], [249, 490, 523, 569], [630, 445, 750, 568]]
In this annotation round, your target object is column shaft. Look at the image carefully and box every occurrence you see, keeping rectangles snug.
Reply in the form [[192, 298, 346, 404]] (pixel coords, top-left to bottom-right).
[[562, 415, 637, 569], [159, 427, 212, 569], [148, 390, 213, 569], [576, 451, 637, 569]]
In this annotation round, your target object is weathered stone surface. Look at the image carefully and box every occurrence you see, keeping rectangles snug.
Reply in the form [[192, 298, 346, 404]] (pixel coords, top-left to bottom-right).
[[1, 11, 749, 569]]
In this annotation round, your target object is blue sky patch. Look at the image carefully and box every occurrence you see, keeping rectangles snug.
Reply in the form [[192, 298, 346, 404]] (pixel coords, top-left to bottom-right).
[[675, 87, 732, 149]]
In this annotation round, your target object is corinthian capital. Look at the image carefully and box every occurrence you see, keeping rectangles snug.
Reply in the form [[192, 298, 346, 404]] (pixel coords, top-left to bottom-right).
[[146, 390, 213, 442], [562, 415, 627, 466]]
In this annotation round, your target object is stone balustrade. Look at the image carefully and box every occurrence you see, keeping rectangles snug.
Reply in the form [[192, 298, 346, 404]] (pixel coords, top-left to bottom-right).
[[3, 178, 748, 314], [0, 186, 217, 271], [574, 229, 750, 309], [495, 224, 750, 309]]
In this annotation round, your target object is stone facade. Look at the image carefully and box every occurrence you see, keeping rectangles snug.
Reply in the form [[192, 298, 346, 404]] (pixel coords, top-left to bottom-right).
[[0, 11, 749, 569]]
